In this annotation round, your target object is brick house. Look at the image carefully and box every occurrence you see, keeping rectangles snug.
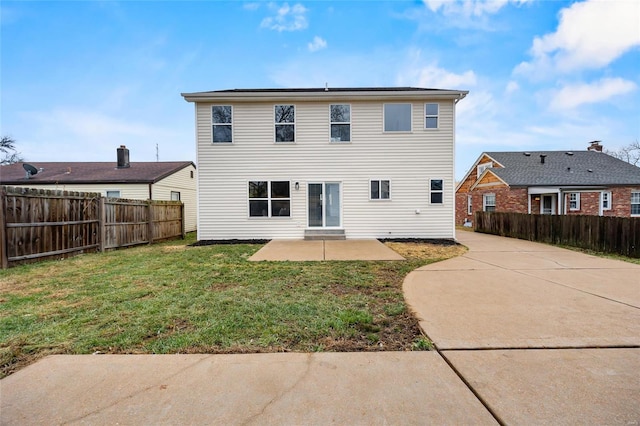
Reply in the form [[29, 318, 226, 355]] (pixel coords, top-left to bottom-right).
[[455, 142, 640, 225]]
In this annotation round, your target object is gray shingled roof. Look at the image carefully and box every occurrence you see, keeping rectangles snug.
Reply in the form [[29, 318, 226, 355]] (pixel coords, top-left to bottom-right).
[[485, 151, 640, 186], [0, 161, 194, 185]]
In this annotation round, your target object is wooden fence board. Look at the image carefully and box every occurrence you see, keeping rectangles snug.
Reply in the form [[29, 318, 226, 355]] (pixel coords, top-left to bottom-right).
[[1, 186, 185, 268], [474, 211, 640, 258]]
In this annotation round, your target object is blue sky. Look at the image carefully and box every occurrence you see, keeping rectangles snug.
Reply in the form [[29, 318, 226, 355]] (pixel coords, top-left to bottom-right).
[[2, 0, 639, 179]]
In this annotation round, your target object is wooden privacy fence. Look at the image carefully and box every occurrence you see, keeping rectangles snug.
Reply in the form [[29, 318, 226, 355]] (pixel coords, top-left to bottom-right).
[[1, 186, 185, 268], [474, 211, 640, 258]]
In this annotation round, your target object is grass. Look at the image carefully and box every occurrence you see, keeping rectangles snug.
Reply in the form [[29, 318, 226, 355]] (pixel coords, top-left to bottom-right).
[[0, 234, 466, 378]]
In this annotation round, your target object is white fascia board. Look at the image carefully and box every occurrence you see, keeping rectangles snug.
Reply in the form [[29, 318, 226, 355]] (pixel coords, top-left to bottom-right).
[[181, 90, 469, 103]]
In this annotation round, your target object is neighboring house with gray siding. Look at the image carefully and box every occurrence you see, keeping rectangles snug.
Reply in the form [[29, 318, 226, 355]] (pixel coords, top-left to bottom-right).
[[182, 87, 468, 240], [455, 142, 640, 225], [0, 146, 197, 232]]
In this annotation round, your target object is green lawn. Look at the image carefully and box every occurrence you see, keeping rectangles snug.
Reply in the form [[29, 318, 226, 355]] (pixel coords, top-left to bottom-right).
[[0, 234, 466, 378]]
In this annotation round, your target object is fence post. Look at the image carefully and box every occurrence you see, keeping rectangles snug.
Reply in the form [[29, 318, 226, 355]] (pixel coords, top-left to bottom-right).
[[0, 187, 8, 269], [147, 201, 154, 244], [98, 196, 106, 252], [181, 202, 186, 239]]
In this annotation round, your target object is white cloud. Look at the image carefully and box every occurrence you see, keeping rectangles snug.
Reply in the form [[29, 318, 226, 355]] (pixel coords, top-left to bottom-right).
[[308, 36, 327, 52], [260, 3, 308, 32], [549, 78, 637, 111], [516, 0, 640, 76], [243, 2, 260, 11], [505, 80, 519, 95], [398, 62, 477, 89], [423, 0, 531, 17]]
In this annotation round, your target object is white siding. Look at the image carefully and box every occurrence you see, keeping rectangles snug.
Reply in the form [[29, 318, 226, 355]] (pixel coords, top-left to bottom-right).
[[152, 164, 197, 232], [196, 98, 457, 240]]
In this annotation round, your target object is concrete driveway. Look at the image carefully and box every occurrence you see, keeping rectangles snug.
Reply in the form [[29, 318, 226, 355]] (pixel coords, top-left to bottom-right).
[[404, 230, 640, 424]]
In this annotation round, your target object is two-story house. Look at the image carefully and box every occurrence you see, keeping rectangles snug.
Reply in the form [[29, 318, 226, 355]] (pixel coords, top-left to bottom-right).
[[455, 142, 640, 225], [182, 87, 468, 241]]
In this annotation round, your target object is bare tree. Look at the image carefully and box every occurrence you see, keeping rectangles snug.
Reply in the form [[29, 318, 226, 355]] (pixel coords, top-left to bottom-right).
[[605, 140, 640, 166], [1, 136, 24, 165]]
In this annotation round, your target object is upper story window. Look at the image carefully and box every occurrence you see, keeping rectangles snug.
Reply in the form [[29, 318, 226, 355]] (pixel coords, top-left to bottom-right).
[[370, 179, 390, 200], [483, 194, 496, 212], [477, 162, 493, 178], [249, 181, 291, 217], [384, 103, 411, 132], [275, 105, 295, 142], [212, 105, 232, 143], [330, 104, 351, 142], [631, 192, 640, 216], [425, 103, 439, 129], [569, 193, 580, 211], [430, 179, 444, 204]]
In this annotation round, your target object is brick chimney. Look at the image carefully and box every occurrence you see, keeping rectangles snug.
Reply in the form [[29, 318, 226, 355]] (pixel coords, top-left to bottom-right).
[[587, 141, 603, 152], [117, 145, 130, 168]]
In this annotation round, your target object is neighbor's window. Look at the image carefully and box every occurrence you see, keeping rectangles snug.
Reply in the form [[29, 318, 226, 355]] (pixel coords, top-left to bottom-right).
[[467, 195, 473, 215], [601, 191, 611, 211], [477, 162, 493, 178], [106, 190, 121, 198], [330, 104, 351, 142], [430, 179, 444, 204], [569, 193, 580, 211], [171, 191, 181, 201], [249, 181, 290, 217], [631, 192, 640, 216], [275, 105, 295, 142], [370, 179, 390, 200], [483, 194, 496, 212], [384, 103, 411, 132], [425, 103, 439, 129], [212, 105, 232, 143]]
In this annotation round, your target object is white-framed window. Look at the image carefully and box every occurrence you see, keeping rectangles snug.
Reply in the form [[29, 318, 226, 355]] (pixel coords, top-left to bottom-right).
[[212, 105, 232, 143], [477, 162, 493, 178], [106, 190, 121, 198], [248, 181, 290, 217], [330, 104, 351, 142], [275, 105, 295, 142], [425, 103, 438, 129], [370, 179, 390, 200], [430, 179, 444, 204], [384, 103, 412, 132], [483, 194, 496, 212], [631, 191, 640, 216], [569, 193, 580, 211], [601, 191, 612, 211], [171, 191, 181, 201], [467, 195, 473, 215]]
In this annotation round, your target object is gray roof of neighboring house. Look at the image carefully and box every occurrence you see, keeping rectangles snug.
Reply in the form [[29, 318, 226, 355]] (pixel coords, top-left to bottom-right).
[[0, 161, 195, 185], [484, 151, 640, 186]]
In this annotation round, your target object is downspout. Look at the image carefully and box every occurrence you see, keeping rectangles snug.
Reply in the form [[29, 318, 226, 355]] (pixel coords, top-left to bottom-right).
[[148, 183, 153, 200]]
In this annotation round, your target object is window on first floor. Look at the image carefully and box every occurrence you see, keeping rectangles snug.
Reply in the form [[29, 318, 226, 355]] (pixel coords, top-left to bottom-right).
[[171, 191, 181, 201], [601, 191, 611, 211], [384, 103, 412, 132], [249, 181, 290, 217], [569, 193, 580, 211], [330, 104, 351, 142], [430, 179, 443, 204], [370, 179, 390, 200], [106, 190, 121, 198], [483, 194, 496, 212], [631, 191, 640, 216], [467, 195, 472, 215]]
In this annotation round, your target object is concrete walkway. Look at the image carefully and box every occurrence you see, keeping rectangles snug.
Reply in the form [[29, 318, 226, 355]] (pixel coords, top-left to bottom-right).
[[2, 232, 639, 424], [249, 239, 405, 261], [404, 230, 640, 424]]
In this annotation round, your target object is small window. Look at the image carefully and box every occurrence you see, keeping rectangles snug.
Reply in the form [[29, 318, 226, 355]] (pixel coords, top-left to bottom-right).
[[631, 192, 640, 216], [430, 179, 443, 204], [212, 105, 232, 143], [467, 195, 473, 215], [275, 105, 295, 142], [330, 104, 351, 142], [249, 181, 290, 217], [106, 190, 121, 198], [171, 191, 181, 201], [384, 103, 411, 132], [425, 103, 438, 129], [483, 194, 496, 212], [190, 170, 194, 179], [477, 162, 493, 178], [601, 191, 611, 211], [370, 179, 390, 200], [569, 193, 580, 211]]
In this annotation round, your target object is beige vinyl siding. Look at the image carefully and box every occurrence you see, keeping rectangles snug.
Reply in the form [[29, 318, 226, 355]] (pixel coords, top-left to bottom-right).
[[8, 183, 150, 199], [152, 164, 197, 232], [196, 98, 456, 240]]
